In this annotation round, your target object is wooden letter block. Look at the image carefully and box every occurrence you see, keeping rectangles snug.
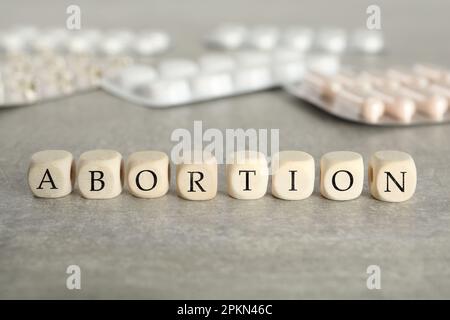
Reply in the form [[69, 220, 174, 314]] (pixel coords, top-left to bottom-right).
[[227, 151, 268, 200], [77, 150, 123, 199], [320, 151, 363, 201], [369, 150, 416, 202], [176, 151, 217, 200], [28, 150, 74, 198], [126, 151, 170, 198], [271, 151, 315, 200]]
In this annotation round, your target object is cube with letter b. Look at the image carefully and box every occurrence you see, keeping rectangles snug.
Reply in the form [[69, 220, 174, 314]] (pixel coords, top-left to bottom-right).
[[77, 150, 123, 199]]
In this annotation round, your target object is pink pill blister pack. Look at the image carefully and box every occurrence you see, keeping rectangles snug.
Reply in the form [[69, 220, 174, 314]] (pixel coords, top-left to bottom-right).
[[285, 64, 450, 126]]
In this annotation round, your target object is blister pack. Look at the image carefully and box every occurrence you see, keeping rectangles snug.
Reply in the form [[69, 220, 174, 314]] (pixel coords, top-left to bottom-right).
[[205, 24, 384, 55], [101, 50, 340, 108], [0, 53, 133, 107], [0, 26, 171, 57], [0, 26, 171, 107], [285, 64, 450, 126]]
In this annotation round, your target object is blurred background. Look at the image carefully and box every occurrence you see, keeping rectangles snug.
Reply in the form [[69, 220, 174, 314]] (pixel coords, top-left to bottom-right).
[[1, 0, 449, 63]]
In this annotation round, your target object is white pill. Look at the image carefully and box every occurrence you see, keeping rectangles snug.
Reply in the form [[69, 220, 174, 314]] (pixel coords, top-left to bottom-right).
[[31, 28, 68, 52], [246, 26, 279, 50], [12, 26, 38, 40], [271, 48, 302, 62], [234, 50, 271, 67], [316, 28, 347, 54], [135, 79, 192, 105], [306, 54, 340, 75], [65, 29, 102, 54], [281, 27, 314, 52], [351, 29, 384, 54], [98, 30, 134, 55], [233, 51, 272, 89], [114, 65, 158, 90], [191, 72, 234, 98], [0, 32, 28, 53], [206, 24, 247, 49], [157, 59, 199, 79], [132, 31, 170, 56], [270, 49, 305, 83], [233, 67, 273, 91], [198, 54, 236, 73]]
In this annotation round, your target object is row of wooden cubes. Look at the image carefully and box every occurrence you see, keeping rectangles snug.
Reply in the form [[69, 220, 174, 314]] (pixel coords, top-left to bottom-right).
[[28, 150, 416, 202]]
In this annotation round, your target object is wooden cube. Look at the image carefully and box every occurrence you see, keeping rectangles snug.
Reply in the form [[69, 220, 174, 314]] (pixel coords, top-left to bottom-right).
[[369, 150, 416, 202], [28, 150, 74, 198], [176, 151, 217, 200], [126, 151, 170, 198], [320, 151, 364, 201], [77, 150, 123, 199], [271, 151, 315, 200], [226, 151, 268, 199]]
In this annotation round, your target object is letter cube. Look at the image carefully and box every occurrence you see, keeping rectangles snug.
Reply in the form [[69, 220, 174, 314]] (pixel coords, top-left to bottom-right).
[[176, 151, 217, 200], [271, 151, 315, 200], [320, 151, 364, 201], [77, 150, 123, 199], [227, 151, 268, 200], [126, 151, 170, 198], [28, 150, 74, 198], [369, 150, 417, 202]]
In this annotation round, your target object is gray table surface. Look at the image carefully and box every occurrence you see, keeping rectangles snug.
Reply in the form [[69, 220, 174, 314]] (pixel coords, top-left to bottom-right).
[[1, 0, 450, 299]]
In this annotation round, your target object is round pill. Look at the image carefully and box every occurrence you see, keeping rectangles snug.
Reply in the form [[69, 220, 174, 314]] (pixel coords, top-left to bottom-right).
[[31, 28, 68, 52], [132, 31, 170, 56], [316, 28, 347, 54], [65, 29, 101, 54], [135, 79, 192, 105], [306, 54, 340, 75], [191, 72, 234, 98], [233, 66, 273, 91], [98, 30, 134, 56], [198, 54, 236, 73], [0, 32, 28, 54], [234, 50, 271, 67], [206, 24, 247, 50], [157, 59, 199, 79], [281, 27, 314, 52], [246, 26, 279, 50], [114, 65, 158, 90], [351, 29, 384, 54]]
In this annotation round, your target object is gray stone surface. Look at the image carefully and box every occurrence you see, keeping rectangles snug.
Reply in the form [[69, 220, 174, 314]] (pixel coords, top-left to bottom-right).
[[1, 0, 450, 299]]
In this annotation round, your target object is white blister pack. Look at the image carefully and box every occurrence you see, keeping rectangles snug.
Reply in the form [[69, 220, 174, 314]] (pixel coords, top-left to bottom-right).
[[0, 25, 171, 108], [0, 53, 133, 107], [101, 50, 340, 108], [205, 24, 384, 55], [0, 26, 171, 57], [285, 64, 450, 126]]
